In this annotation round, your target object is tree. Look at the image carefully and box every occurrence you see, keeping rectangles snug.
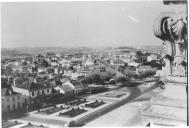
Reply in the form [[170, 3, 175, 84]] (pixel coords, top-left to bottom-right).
[[118, 66, 125, 73], [86, 70, 115, 85], [55, 80, 62, 85], [113, 73, 127, 83], [92, 74, 103, 84], [5, 66, 13, 76], [137, 66, 157, 78], [42, 60, 49, 67], [142, 60, 162, 70], [124, 68, 139, 80], [105, 67, 116, 77], [136, 51, 143, 63], [1, 78, 11, 89]]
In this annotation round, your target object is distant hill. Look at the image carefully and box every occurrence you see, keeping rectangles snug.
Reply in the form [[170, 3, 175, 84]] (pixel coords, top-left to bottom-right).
[[1, 48, 21, 58], [137, 45, 163, 53], [115, 46, 137, 53], [1, 47, 92, 58], [115, 45, 163, 53], [116, 46, 136, 50]]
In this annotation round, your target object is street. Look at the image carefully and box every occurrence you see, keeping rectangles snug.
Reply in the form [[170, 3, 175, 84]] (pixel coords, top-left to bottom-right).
[[84, 81, 160, 127]]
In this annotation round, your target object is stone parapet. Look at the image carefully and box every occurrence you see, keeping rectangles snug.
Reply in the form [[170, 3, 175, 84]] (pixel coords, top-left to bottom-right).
[[163, 76, 187, 84]]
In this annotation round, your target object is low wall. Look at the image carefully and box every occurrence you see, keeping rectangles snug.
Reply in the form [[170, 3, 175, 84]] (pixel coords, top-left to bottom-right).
[[73, 93, 131, 125]]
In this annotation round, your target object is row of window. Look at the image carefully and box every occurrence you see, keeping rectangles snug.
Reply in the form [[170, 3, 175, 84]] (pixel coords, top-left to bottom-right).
[[6, 95, 20, 102], [31, 88, 50, 96], [5, 102, 23, 112]]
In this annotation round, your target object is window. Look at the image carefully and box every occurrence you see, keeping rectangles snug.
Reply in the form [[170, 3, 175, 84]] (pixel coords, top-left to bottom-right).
[[38, 91, 40, 95], [13, 104, 15, 110], [32, 91, 34, 96], [42, 90, 45, 94], [7, 105, 10, 112], [47, 88, 49, 93], [17, 102, 20, 109]]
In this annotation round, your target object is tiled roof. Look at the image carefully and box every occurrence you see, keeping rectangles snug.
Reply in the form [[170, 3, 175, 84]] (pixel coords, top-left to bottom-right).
[[61, 78, 70, 84], [59, 85, 74, 92], [69, 80, 82, 87]]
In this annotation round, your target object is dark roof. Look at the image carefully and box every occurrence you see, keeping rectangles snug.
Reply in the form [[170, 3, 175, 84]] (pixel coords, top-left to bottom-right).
[[30, 82, 51, 91], [15, 77, 29, 85], [16, 82, 51, 91], [2, 88, 18, 97], [113, 60, 124, 63], [26, 73, 37, 78], [39, 72, 47, 75], [36, 76, 48, 83], [163, 0, 187, 5], [69, 80, 82, 87], [1, 78, 12, 89], [2, 88, 9, 97]]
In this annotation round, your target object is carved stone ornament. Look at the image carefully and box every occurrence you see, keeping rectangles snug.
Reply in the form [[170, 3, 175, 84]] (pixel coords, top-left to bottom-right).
[[153, 11, 187, 77]]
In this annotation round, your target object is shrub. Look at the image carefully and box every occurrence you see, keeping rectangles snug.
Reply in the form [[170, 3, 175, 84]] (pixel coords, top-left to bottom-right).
[[137, 66, 157, 78], [69, 121, 76, 127], [124, 68, 139, 80], [28, 122, 32, 126]]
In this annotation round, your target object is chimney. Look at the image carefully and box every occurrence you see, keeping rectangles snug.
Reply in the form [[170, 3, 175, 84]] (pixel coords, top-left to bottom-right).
[[8, 76, 10, 83], [13, 78, 16, 86], [34, 77, 37, 83]]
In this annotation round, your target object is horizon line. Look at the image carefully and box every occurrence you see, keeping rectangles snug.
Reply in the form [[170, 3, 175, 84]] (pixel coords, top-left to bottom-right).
[[1, 44, 162, 49]]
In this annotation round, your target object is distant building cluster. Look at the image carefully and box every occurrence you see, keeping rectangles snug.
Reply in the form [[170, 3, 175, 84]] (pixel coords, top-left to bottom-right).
[[1, 47, 162, 117]]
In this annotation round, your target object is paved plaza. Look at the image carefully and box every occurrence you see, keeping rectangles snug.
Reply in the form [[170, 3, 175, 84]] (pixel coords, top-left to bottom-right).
[[9, 81, 159, 127], [85, 84, 160, 127]]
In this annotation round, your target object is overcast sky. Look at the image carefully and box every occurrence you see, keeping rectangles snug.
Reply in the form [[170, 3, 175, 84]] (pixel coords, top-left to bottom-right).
[[1, 1, 184, 48]]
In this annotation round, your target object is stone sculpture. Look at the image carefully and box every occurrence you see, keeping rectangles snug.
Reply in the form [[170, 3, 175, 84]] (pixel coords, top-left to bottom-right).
[[153, 11, 187, 77]]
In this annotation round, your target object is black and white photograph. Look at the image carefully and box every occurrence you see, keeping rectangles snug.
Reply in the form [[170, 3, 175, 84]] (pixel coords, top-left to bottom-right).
[[1, 0, 188, 127]]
